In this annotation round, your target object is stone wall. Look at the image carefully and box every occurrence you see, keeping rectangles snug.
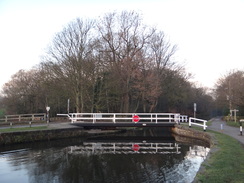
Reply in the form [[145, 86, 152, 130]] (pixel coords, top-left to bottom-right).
[[0, 128, 87, 145], [171, 125, 213, 147], [0, 125, 213, 146]]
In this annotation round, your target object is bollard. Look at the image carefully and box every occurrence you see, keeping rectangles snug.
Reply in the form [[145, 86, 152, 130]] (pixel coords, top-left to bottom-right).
[[29, 121, 32, 128], [240, 124, 243, 136], [240, 119, 244, 136], [189, 118, 191, 128]]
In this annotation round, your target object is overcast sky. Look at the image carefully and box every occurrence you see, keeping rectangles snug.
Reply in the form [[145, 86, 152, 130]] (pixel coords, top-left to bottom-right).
[[1, 0, 244, 90]]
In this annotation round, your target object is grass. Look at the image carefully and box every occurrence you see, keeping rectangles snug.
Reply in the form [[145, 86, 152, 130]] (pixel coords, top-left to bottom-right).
[[181, 121, 244, 182], [0, 126, 48, 133], [195, 129, 244, 183], [226, 121, 241, 128]]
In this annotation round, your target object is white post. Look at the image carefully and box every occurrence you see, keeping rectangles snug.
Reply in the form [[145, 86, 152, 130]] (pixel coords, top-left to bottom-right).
[[93, 114, 95, 124], [71, 113, 74, 123], [234, 109, 238, 123], [203, 121, 206, 131], [240, 119, 244, 135], [189, 117, 192, 128], [176, 114, 180, 124], [156, 114, 157, 123], [46, 106, 50, 124], [240, 124, 243, 136], [230, 109, 239, 123], [194, 103, 197, 119], [113, 114, 116, 123], [67, 99, 70, 114]]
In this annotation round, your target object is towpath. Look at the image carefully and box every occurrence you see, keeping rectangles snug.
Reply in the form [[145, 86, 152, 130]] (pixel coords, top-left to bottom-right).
[[208, 117, 244, 145]]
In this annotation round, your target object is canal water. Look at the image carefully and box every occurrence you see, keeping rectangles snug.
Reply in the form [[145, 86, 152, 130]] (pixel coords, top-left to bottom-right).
[[0, 128, 209, 183]]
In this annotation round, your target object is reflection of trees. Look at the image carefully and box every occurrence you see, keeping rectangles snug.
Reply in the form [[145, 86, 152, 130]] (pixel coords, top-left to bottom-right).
[[59, 153, 184, 183], [118, 127, 173, 137]]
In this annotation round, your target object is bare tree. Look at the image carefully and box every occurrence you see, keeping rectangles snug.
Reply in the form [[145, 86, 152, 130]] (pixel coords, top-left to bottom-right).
[[97, 11, 155, 112], [215, 70, 244, 111], [42, 18, 96, 112], [144, 31, 177, 112], [2, 69, 45, 114], [149, 31, 177, 70]]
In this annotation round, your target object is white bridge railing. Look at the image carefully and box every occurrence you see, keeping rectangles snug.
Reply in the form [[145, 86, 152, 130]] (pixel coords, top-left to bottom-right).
[[189, 117, 208, 131], [58, 113, 188, 124], [180, 115, 188, 123]]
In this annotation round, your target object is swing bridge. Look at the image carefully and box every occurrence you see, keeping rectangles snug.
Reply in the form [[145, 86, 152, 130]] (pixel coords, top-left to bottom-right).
[[57, 112, 207, 130]]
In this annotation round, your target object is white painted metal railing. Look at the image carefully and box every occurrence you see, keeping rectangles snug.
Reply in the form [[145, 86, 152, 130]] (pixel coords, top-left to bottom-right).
[[179, 115, 188, 123], [58, 113, 182, 124], [189, 117, 208, 131]]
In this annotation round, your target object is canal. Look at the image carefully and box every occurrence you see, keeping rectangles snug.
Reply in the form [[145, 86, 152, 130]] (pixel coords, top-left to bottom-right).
[[0, 128, 209, 183]]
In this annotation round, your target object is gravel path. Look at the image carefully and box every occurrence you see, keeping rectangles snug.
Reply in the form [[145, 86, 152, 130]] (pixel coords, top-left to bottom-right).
[[208, 117, 244, 145]]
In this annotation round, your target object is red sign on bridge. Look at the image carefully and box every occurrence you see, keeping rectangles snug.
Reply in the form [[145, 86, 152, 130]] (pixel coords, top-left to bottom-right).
[[132, 144, 140, 151], [132, 115, 140, 122]]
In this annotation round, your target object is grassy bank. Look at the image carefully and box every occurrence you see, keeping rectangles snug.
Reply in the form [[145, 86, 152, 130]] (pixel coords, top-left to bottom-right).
[[0, 126, 48, 133], [226, 121, 241, 128], [195, 130, 244, 182]]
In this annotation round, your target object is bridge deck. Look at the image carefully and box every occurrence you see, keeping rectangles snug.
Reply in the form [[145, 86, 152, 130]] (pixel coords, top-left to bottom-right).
[[72, 122, 175, 128]]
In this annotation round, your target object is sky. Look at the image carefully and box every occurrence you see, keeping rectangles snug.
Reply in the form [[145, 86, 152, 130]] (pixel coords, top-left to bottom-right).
[[0, 0, 244, 91]]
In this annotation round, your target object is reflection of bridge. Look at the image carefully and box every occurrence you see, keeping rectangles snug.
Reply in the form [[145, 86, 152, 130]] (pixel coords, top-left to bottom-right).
[[58, 113, 189, 128], [68, 142, 181, 155]]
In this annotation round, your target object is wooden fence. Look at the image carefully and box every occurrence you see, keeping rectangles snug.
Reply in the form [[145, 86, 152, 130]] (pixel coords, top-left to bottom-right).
[[0, 113, 46, 123]]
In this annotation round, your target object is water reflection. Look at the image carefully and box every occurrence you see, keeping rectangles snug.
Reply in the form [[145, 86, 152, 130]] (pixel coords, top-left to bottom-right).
[[163, 145, 210, 183], [69, 142, 181, 155], [0, 129, 209, 183]]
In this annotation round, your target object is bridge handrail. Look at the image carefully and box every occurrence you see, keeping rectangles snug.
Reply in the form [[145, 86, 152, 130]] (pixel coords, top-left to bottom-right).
[[189, 117, 207, 131], [66, 113, 179, 115], [57, 113, 181, 124], [179, 115, 188, 122]]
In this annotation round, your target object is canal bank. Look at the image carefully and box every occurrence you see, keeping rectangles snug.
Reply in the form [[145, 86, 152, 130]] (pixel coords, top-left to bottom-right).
[[0, 122, 125, 145], [172, 125, 213, 146]]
